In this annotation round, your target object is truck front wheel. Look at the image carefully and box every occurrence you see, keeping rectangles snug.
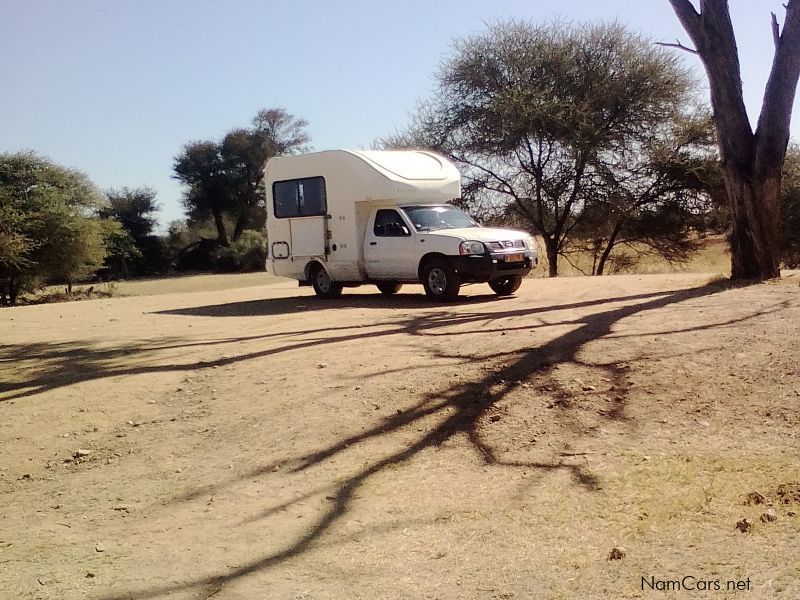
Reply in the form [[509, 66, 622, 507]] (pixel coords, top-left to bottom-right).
[[422, 258, 461, 301], [311, 265, 343, 299], [488, 274, 523, 296]]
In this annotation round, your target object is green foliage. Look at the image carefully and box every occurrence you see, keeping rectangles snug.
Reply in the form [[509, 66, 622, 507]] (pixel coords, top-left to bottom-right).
[[562, 110, 717, 274], [100, 187, 170, 277], [173, 141, 231, 244], [167, 216, 230, 271], [173, 108, 310, 246], [781, 145, 800, 268], [166, 220, 266, 273], [0, 151, 114, 304], [436, 20, 689, 153], [42, 214, 116, 287], [101, 223, 142, 278], [102, 187, 159, 243], [210, 230, 267, 272], [0, 201, 35, 271]]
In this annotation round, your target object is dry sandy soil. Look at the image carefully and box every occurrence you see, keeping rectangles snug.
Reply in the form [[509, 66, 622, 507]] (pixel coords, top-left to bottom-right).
[[1, 272, 799, 600]]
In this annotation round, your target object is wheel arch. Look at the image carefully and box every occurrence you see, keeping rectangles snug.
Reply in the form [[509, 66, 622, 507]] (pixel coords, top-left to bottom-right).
[[304, 260, 325, 282], [417, 252, 449, 280]]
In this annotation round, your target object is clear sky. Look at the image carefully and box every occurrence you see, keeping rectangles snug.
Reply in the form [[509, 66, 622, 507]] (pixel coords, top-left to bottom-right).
[[1, 1, 795, 228]]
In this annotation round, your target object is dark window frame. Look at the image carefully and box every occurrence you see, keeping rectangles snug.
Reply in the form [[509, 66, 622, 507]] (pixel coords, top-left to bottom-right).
[[373, 208, 411, 237], [272, 176, 327, 218]]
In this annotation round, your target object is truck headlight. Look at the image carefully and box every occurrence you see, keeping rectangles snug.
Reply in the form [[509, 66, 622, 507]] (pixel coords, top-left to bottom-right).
[[459, 241, 485, 255], [525, 236, 536, 250]]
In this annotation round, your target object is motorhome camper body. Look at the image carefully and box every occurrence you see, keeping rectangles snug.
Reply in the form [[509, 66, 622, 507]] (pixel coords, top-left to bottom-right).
[[264, 150, 537, 300]]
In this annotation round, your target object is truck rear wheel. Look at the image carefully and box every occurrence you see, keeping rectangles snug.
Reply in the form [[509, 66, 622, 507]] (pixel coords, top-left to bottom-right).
[[376, 282, 402, 296], [488, 274, 523, 296], [311, 265, 343, 299], [422, 258, 460, 301]]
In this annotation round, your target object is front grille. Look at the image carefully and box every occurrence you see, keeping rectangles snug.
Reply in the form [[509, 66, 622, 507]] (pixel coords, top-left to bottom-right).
[[488, 240, 525, 251]]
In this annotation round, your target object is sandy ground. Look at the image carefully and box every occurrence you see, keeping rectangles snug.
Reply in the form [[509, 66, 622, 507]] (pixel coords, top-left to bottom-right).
[[1, 273, 799, 600]]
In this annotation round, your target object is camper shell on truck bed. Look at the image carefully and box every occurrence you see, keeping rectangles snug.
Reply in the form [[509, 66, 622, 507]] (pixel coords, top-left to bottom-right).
[[264, 149, 537, 300]]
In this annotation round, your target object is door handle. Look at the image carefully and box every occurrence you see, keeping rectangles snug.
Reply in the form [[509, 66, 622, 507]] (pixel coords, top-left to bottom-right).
[[369, 241, 377, 246]]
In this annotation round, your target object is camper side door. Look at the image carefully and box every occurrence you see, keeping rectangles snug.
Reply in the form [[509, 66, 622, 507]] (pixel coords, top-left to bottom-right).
[[272, 177, 328, 258]]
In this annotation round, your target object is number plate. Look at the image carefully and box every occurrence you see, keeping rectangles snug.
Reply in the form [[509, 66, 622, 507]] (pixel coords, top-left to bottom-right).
[[504, 253, 524, 262]]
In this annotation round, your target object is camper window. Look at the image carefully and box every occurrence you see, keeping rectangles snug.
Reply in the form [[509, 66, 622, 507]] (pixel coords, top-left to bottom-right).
[[273, 177, 327, 218]]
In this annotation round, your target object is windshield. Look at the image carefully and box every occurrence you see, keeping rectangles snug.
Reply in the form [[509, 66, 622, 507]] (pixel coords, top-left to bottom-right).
[[401, 205, 479, 232]]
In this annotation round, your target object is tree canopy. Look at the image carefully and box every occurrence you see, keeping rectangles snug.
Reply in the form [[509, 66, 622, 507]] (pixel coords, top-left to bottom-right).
[[387, 20, 701, 276], [102, 187, 159, 244], [173, 108, 310, 246], [0, 151, 120, 304], [100, 187, 166, 277]]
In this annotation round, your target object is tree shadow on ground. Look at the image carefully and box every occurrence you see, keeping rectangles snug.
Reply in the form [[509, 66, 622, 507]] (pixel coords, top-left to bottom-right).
[[156, 289, 507, 317], [86, 279, 787, 600], [0, 290, 688, 401]]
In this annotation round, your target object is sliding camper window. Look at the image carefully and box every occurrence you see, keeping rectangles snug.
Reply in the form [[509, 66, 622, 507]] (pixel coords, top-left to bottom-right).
[[273, 177, 327, 218]]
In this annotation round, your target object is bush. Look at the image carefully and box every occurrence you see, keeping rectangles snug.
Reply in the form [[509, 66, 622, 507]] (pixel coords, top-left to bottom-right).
[[210, 230, 267, 272], [1, 152, 114, 304], [781, 146, 800, 269], [781, 191, 800, 268]]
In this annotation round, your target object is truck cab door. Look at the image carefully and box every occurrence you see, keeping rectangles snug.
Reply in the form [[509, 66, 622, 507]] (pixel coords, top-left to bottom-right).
[[364, 209, 415, 279]]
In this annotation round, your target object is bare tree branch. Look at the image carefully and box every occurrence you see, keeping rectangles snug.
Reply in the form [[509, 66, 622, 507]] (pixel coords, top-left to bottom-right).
[[558, 250, 591, 275], [655, 39, 700, 55]]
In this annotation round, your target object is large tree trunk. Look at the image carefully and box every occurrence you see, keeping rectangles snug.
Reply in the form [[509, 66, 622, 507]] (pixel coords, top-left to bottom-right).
[[213, 211, 229, 247], [724, 169, 782, 279], [232, 210, 249, 242], [544, 237, 559, 277], [668, 0, 800, 280]]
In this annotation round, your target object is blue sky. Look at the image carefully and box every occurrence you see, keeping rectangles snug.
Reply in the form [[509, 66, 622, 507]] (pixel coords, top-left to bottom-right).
[[1, 1, 795, 228]]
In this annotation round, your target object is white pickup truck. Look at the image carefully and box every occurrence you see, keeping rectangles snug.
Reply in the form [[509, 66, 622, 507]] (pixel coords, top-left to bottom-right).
[[264, 150, 537, 301]]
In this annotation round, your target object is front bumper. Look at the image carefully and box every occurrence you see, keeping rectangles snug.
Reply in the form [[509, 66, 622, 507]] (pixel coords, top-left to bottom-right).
[[450, 250, 537, 282]]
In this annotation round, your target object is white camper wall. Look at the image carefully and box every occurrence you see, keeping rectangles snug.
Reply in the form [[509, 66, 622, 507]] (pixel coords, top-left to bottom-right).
[[265, 152, 366, 280]]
